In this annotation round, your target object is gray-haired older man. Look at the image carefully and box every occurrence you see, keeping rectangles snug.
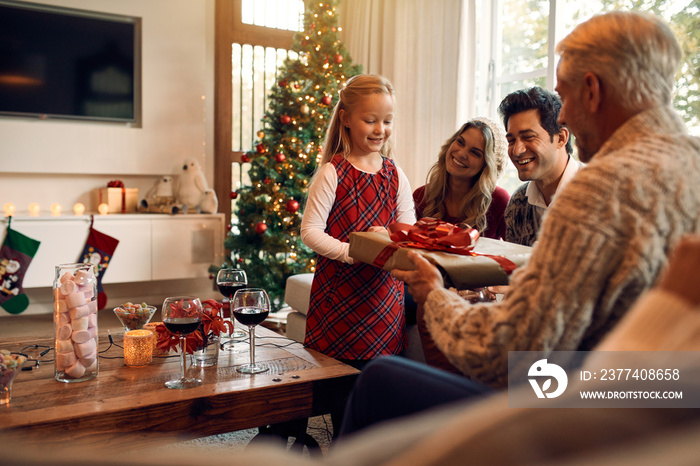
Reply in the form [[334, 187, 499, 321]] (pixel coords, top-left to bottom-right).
[[339, 10, 700, 436]]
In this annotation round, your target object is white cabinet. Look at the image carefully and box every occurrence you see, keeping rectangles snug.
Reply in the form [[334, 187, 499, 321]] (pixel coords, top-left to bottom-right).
[[5, 214, 225, 288]]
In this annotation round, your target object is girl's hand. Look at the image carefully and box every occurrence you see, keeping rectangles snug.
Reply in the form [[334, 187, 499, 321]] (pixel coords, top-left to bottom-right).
[[367, 226, 388, 233]]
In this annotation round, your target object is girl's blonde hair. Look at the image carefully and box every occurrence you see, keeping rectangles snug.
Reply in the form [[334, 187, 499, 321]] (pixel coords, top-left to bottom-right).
[[420, 118, 507, 233], [320, 74, 395, 165]]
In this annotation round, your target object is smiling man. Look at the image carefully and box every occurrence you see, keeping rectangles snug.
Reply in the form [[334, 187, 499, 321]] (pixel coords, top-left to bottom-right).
[[498, 87, 577, 246]]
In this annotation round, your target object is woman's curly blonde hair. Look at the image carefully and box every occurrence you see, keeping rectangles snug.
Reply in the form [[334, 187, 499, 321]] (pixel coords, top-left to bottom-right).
[[420, 117, 507, 233]]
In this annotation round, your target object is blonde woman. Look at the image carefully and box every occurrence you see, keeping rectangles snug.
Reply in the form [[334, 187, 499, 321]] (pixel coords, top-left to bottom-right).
[[413, 118, 509, 239]]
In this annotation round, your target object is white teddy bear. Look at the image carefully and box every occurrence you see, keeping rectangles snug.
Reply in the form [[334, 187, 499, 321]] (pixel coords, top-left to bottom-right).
[[177, 158, 218, 213]]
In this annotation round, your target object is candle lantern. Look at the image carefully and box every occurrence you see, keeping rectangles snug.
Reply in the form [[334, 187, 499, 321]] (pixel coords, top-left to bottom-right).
[[123, 330, 155, 367]]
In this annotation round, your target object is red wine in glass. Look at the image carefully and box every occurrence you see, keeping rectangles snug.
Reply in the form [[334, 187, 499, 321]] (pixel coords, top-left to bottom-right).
[[162, 296, 203, 390], [163, 317, 201, 336], [233, 306, 269, 327], [217, 282, 247, 307], [216, 269, 248, 341], [232, 288, 270, 374]]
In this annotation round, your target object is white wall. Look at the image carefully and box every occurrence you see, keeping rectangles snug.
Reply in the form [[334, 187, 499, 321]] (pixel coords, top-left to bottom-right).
[[0, 0, 216, 214], [0, 0, 219, 316]]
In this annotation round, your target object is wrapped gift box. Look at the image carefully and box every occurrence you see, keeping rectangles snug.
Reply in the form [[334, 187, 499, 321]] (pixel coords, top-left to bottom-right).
[[93, 187, 139, 213], [348, 231, 533, 288]]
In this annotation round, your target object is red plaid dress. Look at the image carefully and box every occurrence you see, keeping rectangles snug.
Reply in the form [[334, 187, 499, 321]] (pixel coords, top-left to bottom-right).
[[304, 155, 407, 360]]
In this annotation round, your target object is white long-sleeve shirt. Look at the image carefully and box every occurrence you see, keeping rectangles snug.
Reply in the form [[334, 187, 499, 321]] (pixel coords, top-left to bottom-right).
[[301, 160, 416, 264]]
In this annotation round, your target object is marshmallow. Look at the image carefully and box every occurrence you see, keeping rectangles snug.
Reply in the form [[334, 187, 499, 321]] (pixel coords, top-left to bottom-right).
[[88, 326, 97, 339], [79, 351, 97, 367], [74, 269, 92, 286], [70, 305, 90, 320], [59, 271, 75, 283], [66, 292, 87, 308], [57, 312, 71, 326], [72, 329, 92, 343], [54, 299, 68, 314], [71, 316, 89, 331], [82, 286, 95, 300], [56, 339, 73, 354], [84, 359, 98, 373], [88, 313, 97, 328], [87, 300, 98, 314], [59, 280, 78, 296], [57, 324, 72, 340], [56, 351, 77, 370], [65, 360, 86, 379], [75, 338, 96, 358]]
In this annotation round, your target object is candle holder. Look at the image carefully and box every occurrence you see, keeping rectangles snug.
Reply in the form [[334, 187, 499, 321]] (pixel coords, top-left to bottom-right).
[[124, 330, 154, 367]]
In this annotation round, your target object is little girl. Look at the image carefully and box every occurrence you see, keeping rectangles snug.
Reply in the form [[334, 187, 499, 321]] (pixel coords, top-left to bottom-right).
[[300, 75, 416, 369]]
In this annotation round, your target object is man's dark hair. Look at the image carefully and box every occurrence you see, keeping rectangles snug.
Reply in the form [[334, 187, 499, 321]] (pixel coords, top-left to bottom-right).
[[498, 86, 573, 156]]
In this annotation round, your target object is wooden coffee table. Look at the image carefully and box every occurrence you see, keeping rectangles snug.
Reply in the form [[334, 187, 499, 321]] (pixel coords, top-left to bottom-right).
[[0, 326, 359, 448]]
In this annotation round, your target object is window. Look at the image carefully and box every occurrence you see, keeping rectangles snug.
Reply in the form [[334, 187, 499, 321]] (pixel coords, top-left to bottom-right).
[[214, 0, 303, 226], [475, 0, 698, 193]]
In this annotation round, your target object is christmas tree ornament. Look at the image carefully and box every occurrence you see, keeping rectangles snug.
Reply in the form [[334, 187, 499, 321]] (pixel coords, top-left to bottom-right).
[[278, 79, 288, 88], [230, 191, 238, 199], [321, 95, 332, 105], [0, 219, 41, 314], [280, 114, 291, 124], [272, 184, 281, 193], [241, 155, 250, 163], [264, 177, 271, 184], [334, 54, 344, 64], [256, 144, 265, 154], [255, 222, 267, 234], [285, 199, 300, 213], [275, 153, 286, 163], [300, 104, 310, 114], [78, 218, 119, 310], [257, 130, 265, 138]]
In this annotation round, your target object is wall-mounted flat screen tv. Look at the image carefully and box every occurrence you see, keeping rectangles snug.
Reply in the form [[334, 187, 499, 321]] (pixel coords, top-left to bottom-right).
[[0, 0, 140, 123]]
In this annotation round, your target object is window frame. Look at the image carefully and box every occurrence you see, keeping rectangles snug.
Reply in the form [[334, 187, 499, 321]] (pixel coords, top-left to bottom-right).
[[214, 0, 296, 226]]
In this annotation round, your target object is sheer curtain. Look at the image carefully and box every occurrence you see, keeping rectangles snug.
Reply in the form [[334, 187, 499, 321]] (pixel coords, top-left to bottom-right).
[[337, 0, 475, 192]]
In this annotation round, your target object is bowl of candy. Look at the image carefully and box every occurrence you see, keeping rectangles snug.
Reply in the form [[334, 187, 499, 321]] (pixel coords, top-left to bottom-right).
[[1, 349, 27, 405], [113, 302, 157, 332]]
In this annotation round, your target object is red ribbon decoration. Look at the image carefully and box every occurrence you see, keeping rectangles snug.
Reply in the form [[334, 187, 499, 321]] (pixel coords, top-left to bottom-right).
[[373, 217, 518, 275]]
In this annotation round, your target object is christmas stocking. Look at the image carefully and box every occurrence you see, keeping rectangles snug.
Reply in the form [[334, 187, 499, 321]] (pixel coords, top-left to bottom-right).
[[78, 222, 119, 310], [0, 222, 41, 315]]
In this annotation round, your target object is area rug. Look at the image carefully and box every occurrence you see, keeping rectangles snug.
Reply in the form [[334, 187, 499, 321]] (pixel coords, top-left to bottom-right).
[[179, 415, 334, 455]]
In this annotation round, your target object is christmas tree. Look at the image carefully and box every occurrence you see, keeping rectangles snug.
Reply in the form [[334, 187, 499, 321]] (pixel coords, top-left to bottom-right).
[[221, 0, 361, 309]]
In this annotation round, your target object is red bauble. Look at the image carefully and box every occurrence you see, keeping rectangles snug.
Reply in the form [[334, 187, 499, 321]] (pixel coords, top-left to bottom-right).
[[255, 222, 268, 234], [334, 54, 343, 64], [256, 144, 265, 153], [237, 258, 243, 263], [278, 79, 288, 88], [229, 191, 238, 199], [275, 152, 286, 163], [241, 155, 250, 163], [280, 114, 291, 124], [285, 199, 300, 213], [321, 95, 332, 106]]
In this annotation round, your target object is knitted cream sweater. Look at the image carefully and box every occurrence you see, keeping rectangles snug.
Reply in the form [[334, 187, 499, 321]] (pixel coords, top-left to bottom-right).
[[424, 106, 700, 388]]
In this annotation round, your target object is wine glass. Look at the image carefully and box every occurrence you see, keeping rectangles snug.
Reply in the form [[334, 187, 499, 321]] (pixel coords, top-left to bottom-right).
[[216, 268, 248, 342], [162, 296, 203, 389], [232, 288, 270, 374]]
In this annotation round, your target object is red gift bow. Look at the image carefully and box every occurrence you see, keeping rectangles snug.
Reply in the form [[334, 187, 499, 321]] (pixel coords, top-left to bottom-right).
[[373, 217, 518, 275], [107, 180, 124, 188]]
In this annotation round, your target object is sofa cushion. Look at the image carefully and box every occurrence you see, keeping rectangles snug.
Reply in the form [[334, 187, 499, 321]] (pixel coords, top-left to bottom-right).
[[284, 273, 314, 316]]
